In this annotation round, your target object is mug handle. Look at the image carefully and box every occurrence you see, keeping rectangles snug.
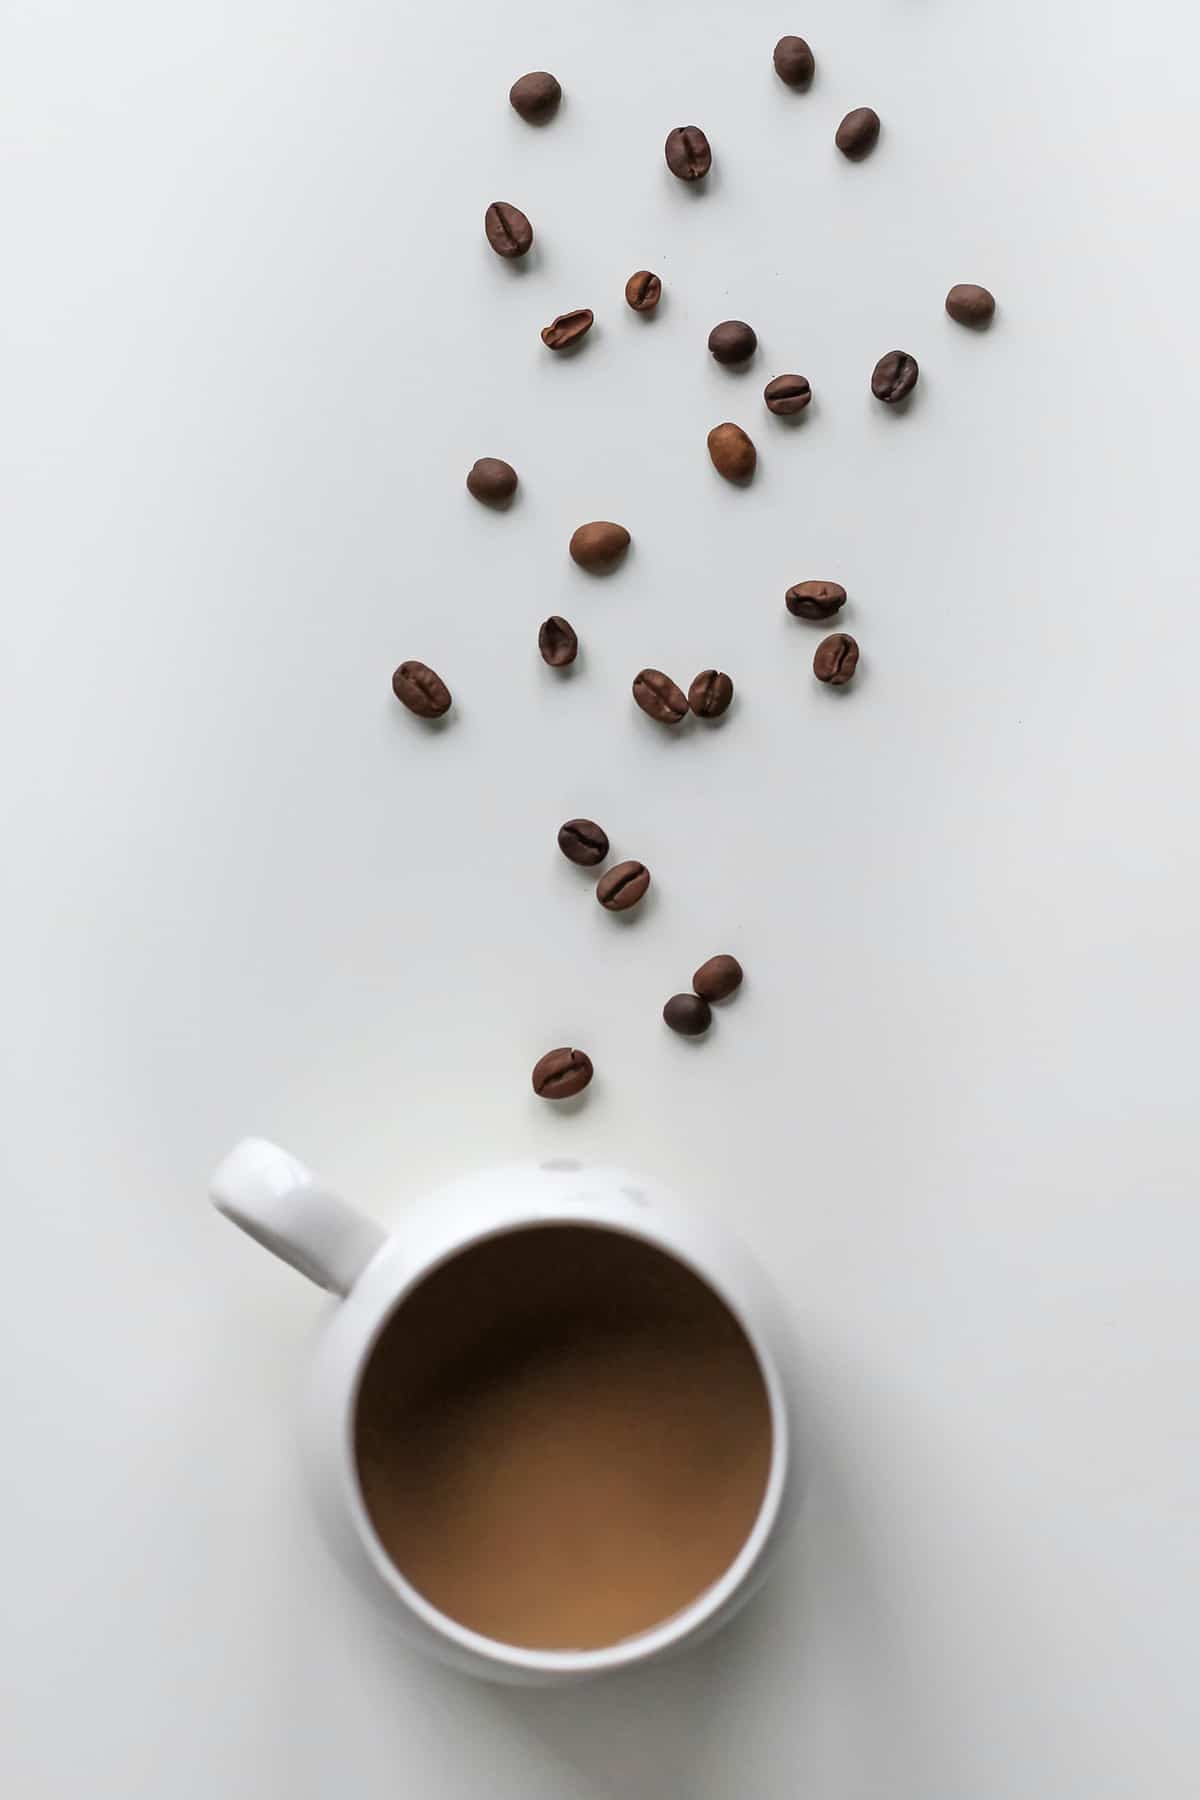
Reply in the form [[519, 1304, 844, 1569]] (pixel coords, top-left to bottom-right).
[[209, 1137, 387, 1296]]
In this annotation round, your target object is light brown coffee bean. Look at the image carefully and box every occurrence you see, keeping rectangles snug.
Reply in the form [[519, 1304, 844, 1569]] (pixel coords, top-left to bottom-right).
[[945, 283, 996, 326], [541, 308, 594, 350], [633, 669, 688, 725], [813, 633, 859, 685], [707, 422, 757, 482], [693, 954, 743, 1002], [625, 270, 662, 312], [596, 860, 650, 911], [392, 660, 451, 717], [531, 1046, 593, 1099], [569, 521, 631, 570], [688, 670, 734, 718], [484, 201, 533, 258]]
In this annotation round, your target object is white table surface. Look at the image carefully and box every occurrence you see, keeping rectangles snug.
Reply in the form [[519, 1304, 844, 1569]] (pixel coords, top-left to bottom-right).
[[4, 2, 1198, 1794]]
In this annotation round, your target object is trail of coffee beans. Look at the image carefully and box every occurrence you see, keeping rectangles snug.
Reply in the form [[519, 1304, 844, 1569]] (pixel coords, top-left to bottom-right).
[[391, 44, 997, 1102]]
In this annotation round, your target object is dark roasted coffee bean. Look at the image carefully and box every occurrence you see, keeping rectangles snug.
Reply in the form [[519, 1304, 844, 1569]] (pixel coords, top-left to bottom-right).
[[664, 125, 711, 181], [531, 1046, 593, 1099], [557, 818, 609, 866], [569, 520, 630, 570], [836, 107, 880, 159], [484, 201, 533, 259], [625, 270, 662, 312], [538, 616, 578, 667], [541, 308, 594, 350], [945, 283, 996, 326], [663, 993, 712, 1036], [392, 660, 451, 717], [693, 954, 743, 1002], [707, 422, 757, 482], [708, 320, 757, 365], [764, 373, 812, 415], [596, 860, 650, 911], [813, 633, 859, 685], [871, 350, 919, 403], [509, 71, 561, 123], [773, 35, 815, 87], [466, 457, 518, 505], [633, 669, 688, 725], [688, 669, 734, 718], [786, 579, 846, 620]]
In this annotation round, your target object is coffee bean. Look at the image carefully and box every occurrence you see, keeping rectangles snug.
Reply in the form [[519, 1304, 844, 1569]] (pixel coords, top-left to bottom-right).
[[633, 669, 688, 725], [392, 660, 451, 717], [813, 633, 859, 685], [871, 350, 919, 403], [541, 308, 594, 350], [945, 283, 996, 326], [664, 125, 711, 181], [773, 35, 815, 88], [557, 818, 609, 866], [764, 373, 812, 415], [625, 270, 662, 312], [707, 422, 757, 483], [531, 1046, 593, 1099], [569, 521, 630, 570], [509, 71, 561, 123], [688, 669, 734, 718], [484, 201, 533, 259], [663, 993, 712, 1036], [538, 616, 578, 667], [692, 954, 743, 1002], [708, 320, 757, 365], [596, 860, 650, 911], [835, 107, 880, 159], [786, 579, 846, 620], [466, 457, 518, 505]]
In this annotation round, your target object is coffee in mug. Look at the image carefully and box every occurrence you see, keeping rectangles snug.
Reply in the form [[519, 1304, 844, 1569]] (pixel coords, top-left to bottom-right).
[[354, 1224, 772, 1650]]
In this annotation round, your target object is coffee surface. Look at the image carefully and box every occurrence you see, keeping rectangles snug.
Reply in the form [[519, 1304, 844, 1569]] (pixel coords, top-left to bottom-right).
[[355, 1226, 772, 1650]]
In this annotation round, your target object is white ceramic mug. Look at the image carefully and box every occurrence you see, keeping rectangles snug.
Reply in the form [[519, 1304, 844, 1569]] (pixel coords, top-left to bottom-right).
[[210, 1138, 801, 1685]]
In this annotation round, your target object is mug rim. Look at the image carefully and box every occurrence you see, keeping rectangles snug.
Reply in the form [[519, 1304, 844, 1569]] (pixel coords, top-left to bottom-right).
[[337, 1212, 789, 1674]]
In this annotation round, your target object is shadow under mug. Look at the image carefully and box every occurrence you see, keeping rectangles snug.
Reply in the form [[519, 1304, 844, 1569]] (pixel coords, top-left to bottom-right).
[[210, 1139, 801, 1685]]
